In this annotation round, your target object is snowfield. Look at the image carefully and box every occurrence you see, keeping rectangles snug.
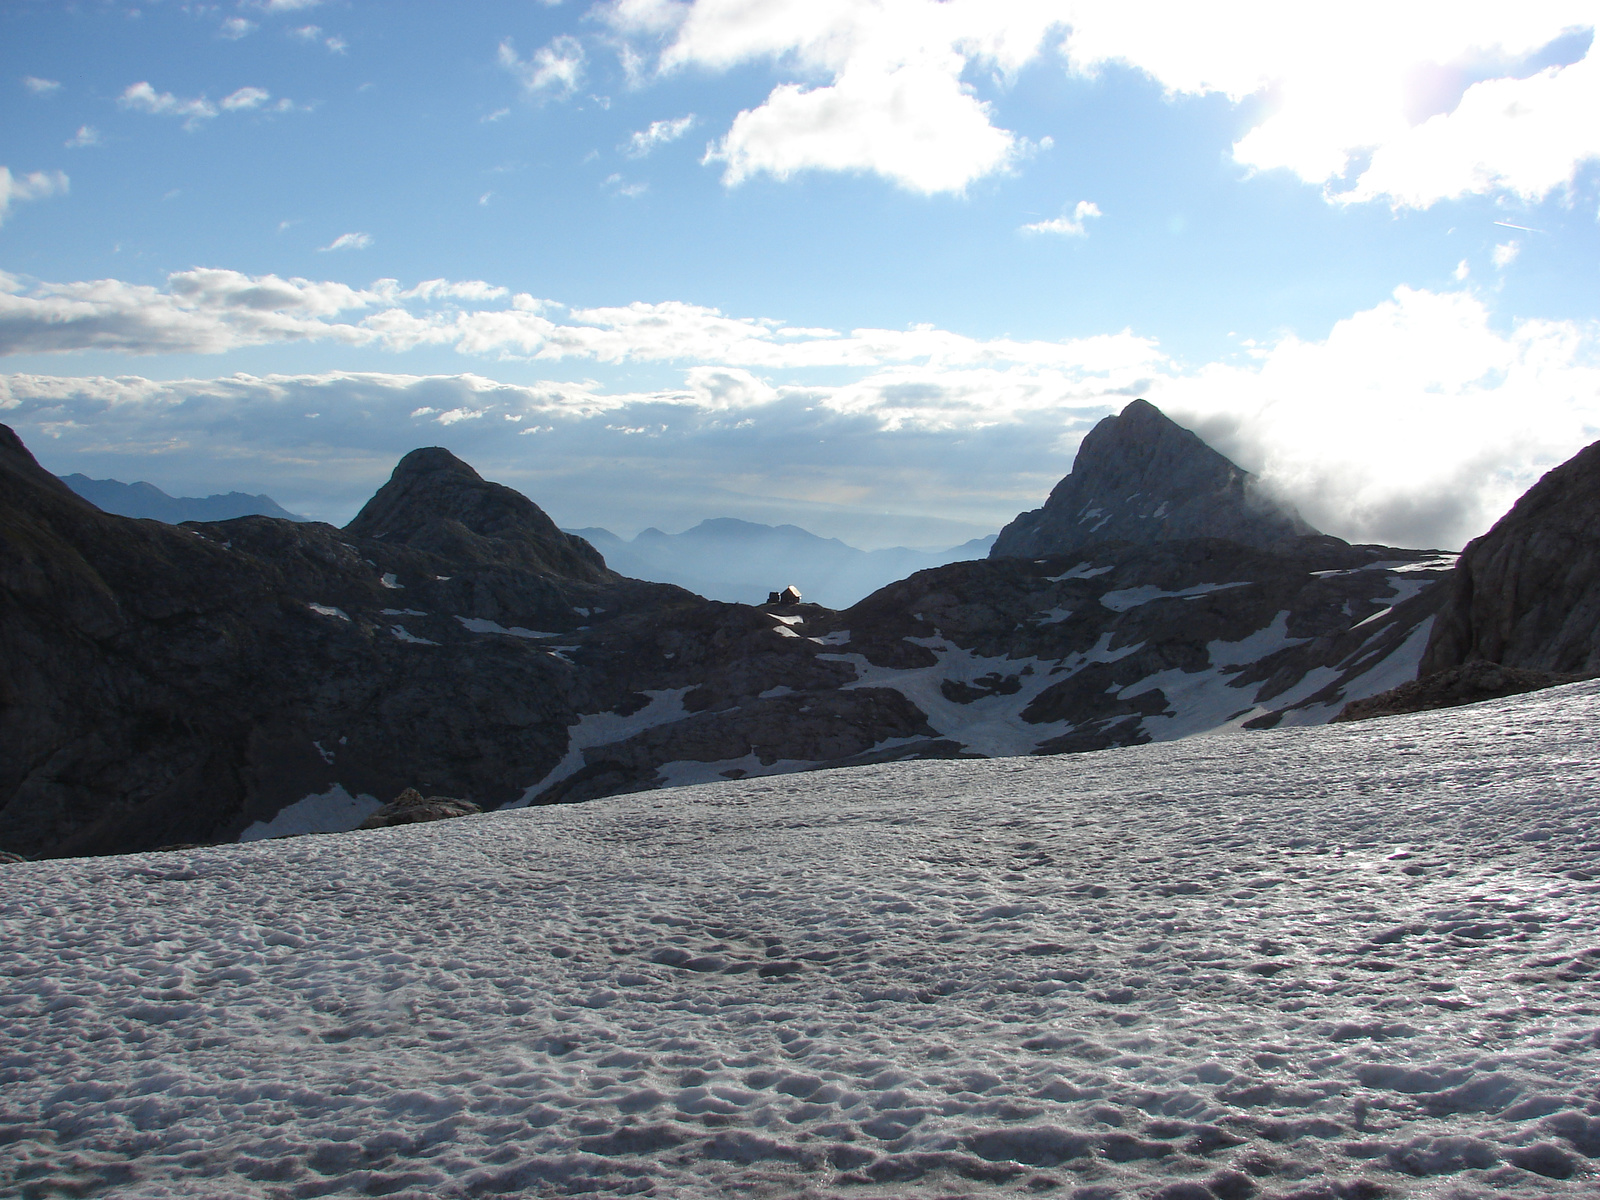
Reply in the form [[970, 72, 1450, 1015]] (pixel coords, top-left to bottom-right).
[[3, 684, 1599, 1199]]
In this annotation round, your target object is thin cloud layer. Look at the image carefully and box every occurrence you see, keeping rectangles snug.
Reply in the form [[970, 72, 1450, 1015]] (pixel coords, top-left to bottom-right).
[[0, 266, 1161, 386], [4, 271, 1597, 548]]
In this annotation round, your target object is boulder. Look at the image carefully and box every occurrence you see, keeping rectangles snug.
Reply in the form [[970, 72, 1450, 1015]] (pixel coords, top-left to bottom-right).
[[357, 788, 481, 829]]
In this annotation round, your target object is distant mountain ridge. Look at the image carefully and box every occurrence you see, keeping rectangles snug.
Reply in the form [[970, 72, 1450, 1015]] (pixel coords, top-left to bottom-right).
[[570, 517, 997, 609], [58, 474, 308, 524]]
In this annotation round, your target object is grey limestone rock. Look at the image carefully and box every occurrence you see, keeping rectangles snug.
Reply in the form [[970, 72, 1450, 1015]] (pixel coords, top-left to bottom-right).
[[1421, 439, 1600, 675], [991, 399, 1316, 560]]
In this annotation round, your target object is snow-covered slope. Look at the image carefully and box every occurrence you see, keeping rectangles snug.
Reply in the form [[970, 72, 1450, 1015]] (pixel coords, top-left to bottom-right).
[[3, 683, 1597, 1198]]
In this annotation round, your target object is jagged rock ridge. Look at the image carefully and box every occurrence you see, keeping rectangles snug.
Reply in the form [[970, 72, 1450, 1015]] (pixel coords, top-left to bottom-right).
[[991, 399, 1315, 559]]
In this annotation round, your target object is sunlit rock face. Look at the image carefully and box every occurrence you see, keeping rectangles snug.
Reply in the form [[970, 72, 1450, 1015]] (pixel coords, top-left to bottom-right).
[[991, 399, 1316, 560], [1423, 438, 1600, 675]]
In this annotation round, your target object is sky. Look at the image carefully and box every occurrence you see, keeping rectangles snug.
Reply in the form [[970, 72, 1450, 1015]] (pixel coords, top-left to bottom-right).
[[1, 0, 1598, 549]]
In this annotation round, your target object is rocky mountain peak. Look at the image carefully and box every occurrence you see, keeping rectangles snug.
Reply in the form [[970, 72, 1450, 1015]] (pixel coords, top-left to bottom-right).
[[345, 446, 611, 580], [990, 399, 1316, 559]]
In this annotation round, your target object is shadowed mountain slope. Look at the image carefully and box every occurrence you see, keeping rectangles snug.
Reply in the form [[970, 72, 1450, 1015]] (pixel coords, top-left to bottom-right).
[[992, 399, 1316, 559]]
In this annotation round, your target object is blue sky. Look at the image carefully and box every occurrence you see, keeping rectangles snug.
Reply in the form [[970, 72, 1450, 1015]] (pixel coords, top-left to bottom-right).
[[2, 1, 1598, 549]]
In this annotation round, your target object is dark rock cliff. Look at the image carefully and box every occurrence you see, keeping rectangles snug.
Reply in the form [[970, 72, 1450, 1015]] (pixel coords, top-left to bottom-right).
[[1421, 439, 1600, 675], [991, 399, 1316, 559]]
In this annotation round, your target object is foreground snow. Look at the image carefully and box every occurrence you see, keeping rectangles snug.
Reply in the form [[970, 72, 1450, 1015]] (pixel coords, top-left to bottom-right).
[[3, 686, 1599, 1199]]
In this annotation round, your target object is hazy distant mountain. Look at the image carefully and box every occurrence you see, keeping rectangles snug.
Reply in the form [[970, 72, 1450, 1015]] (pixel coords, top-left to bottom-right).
[[58, 474, 309, 524], [568, 517, 998, 608]]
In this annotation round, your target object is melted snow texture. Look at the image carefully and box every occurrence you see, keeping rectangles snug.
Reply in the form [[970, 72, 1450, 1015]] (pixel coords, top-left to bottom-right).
[[3, 683, 1599, 1198]]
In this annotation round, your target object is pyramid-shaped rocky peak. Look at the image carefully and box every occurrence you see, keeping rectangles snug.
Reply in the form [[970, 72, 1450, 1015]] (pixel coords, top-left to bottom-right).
[[346, 446, 611, 581], [990, 399, 1316, 559]]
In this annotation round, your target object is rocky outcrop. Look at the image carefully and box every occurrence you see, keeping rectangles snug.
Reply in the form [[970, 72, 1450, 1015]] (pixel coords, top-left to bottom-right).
[[1331, 661, 1591, 724], [357, 788, 481, 829], [991, 399, 1316, 560], [1421, 440, 1600, 675]]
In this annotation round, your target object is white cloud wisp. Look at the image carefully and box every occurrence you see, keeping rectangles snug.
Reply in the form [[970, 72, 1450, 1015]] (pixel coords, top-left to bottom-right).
[[0, 168, 68, 227]]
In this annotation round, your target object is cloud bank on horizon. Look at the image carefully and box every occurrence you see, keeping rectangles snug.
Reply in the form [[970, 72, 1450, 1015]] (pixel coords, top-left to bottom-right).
[[1, 0, 1597, 550]]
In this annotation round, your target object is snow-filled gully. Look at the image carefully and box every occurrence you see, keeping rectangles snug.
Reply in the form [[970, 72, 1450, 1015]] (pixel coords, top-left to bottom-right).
[[2, 682, 1599, 1197]]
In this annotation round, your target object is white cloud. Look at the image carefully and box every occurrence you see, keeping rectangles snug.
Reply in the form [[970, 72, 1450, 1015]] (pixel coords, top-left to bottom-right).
[[0, 168, 68, 227], [290, 24, 323, 40], [325, 36, 348, 54], [1493, 241, 1521, 268], [3, 264, 1597, 545], [499, 35, 585, 99], [1058, 1, 1600, 209], [319, 232, 373, 252], [252, 0, 322, 11], [620, 0, 1057, 194], [1148, 285, 1600, 548], [22, 76, 61, 96], [222, 87, 272, 111], [1022, 199, 1101, 236], [118, 82, 218, 128], [600, 2, 1600, 207], [64, 126, 100, 149], [220, 17, 257, 39], [625, 114, 695, 157]]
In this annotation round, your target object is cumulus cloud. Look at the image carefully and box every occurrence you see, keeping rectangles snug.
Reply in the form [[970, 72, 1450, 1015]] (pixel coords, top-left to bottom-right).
[[64, 126, 101, 149], [22, 76, 62, 96], [220, 18, 257, 39], [608, 0, 1057, 193], [318, 232, 372, 252], [598, 2, 1598, 206], [1022, 199, 1101, 235], [1493, 241, 1521, 268], [499, 35, 586, 99], [0, 168, 68, 227], [625, 114, 695, 156], [1058, 1, 1600, 208]]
